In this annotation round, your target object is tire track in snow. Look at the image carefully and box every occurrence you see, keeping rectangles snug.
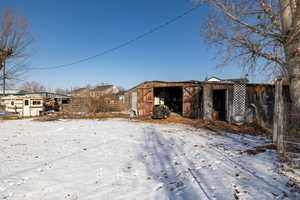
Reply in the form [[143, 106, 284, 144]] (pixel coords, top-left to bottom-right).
[[187, 168, 213, 200], [207, 144, 290, 195], [142, 126, 216, 200], [177, 131, 290, 197]]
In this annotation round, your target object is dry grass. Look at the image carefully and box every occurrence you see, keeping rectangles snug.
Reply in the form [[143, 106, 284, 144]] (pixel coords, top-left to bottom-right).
[[34, 112, 130, 122], [0, 115, 21, 120], [141, 114, 270, 136], [34, 114, 61, 122], [3, 111, 270, 137], [65, 112, 129, 119]]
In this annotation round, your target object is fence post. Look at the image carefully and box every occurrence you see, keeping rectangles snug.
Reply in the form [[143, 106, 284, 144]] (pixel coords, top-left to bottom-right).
[[273, 80, 279, 144], [273, 79, 285, 157]]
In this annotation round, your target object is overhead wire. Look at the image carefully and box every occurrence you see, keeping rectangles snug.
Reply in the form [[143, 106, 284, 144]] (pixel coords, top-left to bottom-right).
[[29, 3, 201, 70]]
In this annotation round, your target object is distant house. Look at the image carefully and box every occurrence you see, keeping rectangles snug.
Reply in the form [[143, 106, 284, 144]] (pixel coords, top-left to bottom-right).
[[205, 76, 222, 82], [64, 85, 124, 113], [72, 85, 119, 98], [205, 76, 248, 83], [71, 88, 90, 97]]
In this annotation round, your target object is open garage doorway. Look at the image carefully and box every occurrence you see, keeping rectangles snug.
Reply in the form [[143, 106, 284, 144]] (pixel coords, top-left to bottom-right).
[[213, 89, 227, 121], [153, 87, 183, 114]]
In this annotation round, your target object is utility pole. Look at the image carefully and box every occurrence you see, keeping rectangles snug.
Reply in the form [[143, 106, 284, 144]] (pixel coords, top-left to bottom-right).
[[0, 58, 3, 96], [0, 48, 13, 96], [3, 60, 5, 96]]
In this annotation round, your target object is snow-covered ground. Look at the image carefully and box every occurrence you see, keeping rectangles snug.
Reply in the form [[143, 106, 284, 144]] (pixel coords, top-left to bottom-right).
[[0, 119, 299, 200]]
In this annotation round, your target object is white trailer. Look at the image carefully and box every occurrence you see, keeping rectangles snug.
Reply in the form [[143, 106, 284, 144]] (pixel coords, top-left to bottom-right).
[[2, 96, 44, 117]]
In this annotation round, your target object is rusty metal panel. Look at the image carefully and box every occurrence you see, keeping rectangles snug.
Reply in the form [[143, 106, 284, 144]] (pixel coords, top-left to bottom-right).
[[137, 88, 153, 117], [182, 86, 201, 118]]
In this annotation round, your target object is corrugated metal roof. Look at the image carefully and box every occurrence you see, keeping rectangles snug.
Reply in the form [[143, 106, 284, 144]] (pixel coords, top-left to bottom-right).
[[0, 89, 26, 96]]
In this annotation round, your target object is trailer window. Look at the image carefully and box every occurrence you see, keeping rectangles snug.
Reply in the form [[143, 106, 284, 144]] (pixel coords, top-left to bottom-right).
[[32, 101, 41, 105], [24, 100, 29, 106], [11, 101, 14, 106]]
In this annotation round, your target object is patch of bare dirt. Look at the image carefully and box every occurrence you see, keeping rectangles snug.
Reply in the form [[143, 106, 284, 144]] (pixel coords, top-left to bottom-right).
[[286, 144, 300, 154], [242, 144, 277, 155], [0, 115, 21, 120]]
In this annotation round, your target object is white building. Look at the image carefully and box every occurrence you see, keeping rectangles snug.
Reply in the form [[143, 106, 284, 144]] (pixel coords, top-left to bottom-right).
[[2, 96, 44, 117]]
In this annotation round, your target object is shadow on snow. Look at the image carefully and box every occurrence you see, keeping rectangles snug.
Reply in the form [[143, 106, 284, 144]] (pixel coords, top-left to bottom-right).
[[137, 126, 203, 200]]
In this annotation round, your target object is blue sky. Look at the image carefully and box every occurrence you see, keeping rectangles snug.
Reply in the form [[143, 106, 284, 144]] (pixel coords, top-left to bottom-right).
[[1, 0, 247, 90]]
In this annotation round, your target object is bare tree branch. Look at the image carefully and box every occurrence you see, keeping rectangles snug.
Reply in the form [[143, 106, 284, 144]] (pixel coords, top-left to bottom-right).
[[20, 81, 46, 92], [201, 0, 286, 79], [0, 8, 33, 86], [210, 0, 283, 40], [258, 0, 281, 30], [200, 0, 300, 113]]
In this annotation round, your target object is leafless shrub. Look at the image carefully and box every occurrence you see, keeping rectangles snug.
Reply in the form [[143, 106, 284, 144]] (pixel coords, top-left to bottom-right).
[[21, 81, 46, 92], [87, 94, 116, 113]]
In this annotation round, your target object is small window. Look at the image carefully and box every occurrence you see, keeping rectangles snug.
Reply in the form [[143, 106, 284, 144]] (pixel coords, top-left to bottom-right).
[[11, 101, 14, 106], [24, 100, 29, 106], [32, 101, 41, 105], [62, 99, 70, 104]]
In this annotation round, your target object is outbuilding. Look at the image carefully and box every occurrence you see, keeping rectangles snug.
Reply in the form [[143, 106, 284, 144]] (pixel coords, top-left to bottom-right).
[[124, 81, 202, 118], [124, 78, 276, 130]]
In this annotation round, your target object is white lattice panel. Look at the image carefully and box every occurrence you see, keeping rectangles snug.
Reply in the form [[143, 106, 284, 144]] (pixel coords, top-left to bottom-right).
[[233, 83, 246, 117]]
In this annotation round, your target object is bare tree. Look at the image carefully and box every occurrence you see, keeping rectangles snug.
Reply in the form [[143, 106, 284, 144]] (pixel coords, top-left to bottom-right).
[[21, 81, 46, 92], [0, 8, 33, 94], [200, 0, 300, 121]]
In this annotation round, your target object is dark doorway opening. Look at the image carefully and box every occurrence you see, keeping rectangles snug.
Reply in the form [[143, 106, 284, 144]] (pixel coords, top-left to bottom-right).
[[198, 89, 203, 119], [154, 87, 183, 114], [213, 89, 227, 121]]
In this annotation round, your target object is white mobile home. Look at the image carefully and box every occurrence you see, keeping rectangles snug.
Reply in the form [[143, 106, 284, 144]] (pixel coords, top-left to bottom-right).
[[2, 96, 44, 117]]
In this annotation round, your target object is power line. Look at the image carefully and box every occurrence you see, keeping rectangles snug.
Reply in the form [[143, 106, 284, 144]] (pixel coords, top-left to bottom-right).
[[30, 3, 201, 70]]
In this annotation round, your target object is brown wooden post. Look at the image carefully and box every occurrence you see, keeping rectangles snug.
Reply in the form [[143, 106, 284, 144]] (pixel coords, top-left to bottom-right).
[[274, 79, 286, 157], [203, 84, 213, 120], [3, 60, 5, 96], [196, 87, 200, 119], [273, 79, 279, 143]]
